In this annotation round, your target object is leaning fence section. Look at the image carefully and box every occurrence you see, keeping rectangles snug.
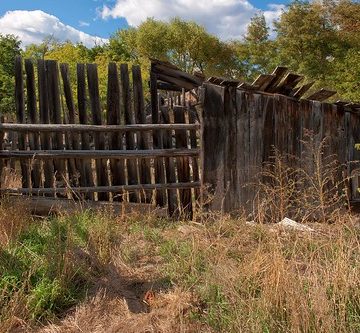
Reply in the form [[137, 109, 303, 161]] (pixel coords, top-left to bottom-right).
[[201, 82, 360, 213], [0, 56, 201, 218]]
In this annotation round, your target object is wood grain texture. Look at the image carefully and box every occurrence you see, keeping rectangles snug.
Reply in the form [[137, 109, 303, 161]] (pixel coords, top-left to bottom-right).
[[120, 63, 138, 202], [188, 105, 200, 201], [46, 60, 66, 183], [0, 123, 200, 132], [37, 59, 55, 192], [133, 65, 152, 203], [77, 63, 94, 199], [150, 70, 166, 206], [87, 63, 109, 200], [15, 56, 31, 189], [0, 149, 200, 159], [201, 83, 226, 211], [107, 62, 126, 201], [1, 182, 200, 199], [161, 106, 178, 217], [60, 63, 81, 189], [174, 106, 193, 219], [24, 59, 41, 189]]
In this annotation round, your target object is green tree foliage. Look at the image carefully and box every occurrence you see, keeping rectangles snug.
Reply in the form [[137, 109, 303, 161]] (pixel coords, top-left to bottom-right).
[[0, 34, 21, 114], [274, 0, 360, 99], [108, 18, 239, 77], [274, 1, 338, 83], [233, 13, 277, 80]]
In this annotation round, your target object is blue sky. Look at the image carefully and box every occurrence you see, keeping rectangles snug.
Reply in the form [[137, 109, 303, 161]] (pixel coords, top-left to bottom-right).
[[0, 0, 292, 47], [0, 0, 125, 38]]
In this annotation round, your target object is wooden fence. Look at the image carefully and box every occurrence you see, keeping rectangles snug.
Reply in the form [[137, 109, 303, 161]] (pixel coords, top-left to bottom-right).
[[2, 57, 360, 218], [0, 57, 201, 218], [201, 82, 360, 213]]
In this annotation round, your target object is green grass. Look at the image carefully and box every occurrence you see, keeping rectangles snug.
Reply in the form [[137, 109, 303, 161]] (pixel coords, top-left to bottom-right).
[[0, 211, 121, 326]]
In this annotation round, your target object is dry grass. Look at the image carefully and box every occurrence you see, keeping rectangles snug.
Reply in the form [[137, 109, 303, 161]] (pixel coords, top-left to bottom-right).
[[0, 210, 354, 333], [0, 198, 32, 247]]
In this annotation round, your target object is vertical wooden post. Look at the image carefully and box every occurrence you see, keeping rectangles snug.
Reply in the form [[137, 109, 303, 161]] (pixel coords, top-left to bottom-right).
[[46, 60, 67, 194], [346, 109, 360, 200], [77, 64, 94, 200], [201, 83, 226, 211], [161, 106, 178, 217], [87, 63, 109, 201], [174, 106, 193, 219], [37, 59, 55, 193], [107, 62, 126, 201], [0, 115, 5, 188], [24, 59, 41, 189], [188, 105, 200, 201], [60, 63, 81, 188], [15, 56, 31, 189], [150, 70, 166, 206], [132, 65, 152, 203], [120, 63, 138, 202]]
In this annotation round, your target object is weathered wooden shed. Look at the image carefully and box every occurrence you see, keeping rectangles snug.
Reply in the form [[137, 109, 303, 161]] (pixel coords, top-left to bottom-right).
[[201, 70, 360, 213]]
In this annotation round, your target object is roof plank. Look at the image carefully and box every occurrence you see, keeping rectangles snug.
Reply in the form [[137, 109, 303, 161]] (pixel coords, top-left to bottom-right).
[[265, 66, 288, 92], [276, 73, 304, 96], [252, 74, 275, 91], [292, 81, 315, 98], [306, 88, 337, 102]]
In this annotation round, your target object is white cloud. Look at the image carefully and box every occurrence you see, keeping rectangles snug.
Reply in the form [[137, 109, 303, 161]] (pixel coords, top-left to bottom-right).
[[100, 0, 285, 40], [0, 10, 108, 48], [79, 20, 90, 27]]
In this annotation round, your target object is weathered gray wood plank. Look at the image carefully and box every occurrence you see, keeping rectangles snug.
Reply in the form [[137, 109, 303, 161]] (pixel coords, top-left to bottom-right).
[[77, 63, 94, 199], [106, 62, 126, 201], [87, 63, 109, 200], [120, 63, 138, 202], [174, 106, 192, 219], [24, 58, 41, 189], [133, 65, 152, 203], [15, 56, 31, 189]]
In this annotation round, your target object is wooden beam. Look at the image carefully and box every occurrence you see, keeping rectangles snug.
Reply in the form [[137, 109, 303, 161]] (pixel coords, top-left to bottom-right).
[[152, 63, 203, 86], [0, 123, 200, 132], [0, 182, 201, 195], [5, 196, 167, 217], [156, 73, 196, 91], [0, 148, 200, 159], [157, 81, 182, 91], [265, 66, 288, 93], [275, 73, 304, 95], [251, 74, 275, 91], [238, 82, 259, 91], [292, 81, 315, 98], [306, 89, 337, 102]]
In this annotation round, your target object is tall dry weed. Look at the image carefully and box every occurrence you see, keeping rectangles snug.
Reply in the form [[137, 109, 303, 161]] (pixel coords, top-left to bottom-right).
[[253, 133, 350, 224]]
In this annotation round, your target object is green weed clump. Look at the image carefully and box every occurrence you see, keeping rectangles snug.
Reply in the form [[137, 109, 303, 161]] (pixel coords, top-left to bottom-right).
[[0, 209, 121, 331]]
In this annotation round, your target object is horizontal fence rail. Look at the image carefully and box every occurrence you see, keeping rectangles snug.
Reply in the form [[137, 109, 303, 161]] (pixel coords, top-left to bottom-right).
[[0, 149, 200, 159], [0, 123, 200, 133], [0, 182, 201, 195]]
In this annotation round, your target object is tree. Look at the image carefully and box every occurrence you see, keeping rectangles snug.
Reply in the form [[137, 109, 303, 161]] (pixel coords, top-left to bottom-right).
[[23, 35, 61, 60], [273, 0, 360, 100], [233, 13, 277, 80], [274, 1, 339, 83], [0, 34, 21, 114], [108, 18, 239, 77]]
